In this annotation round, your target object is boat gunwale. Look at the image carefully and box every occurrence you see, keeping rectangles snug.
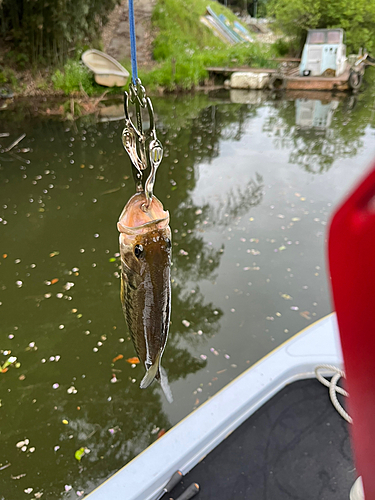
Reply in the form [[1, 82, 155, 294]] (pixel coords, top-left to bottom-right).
[[86, 313, 343, 500]]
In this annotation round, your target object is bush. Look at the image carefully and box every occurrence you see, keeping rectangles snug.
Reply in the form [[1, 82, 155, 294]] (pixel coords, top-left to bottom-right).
[[0, 68, 19, 89], [269, 0, 375, 55], [272, 38, 295, 57], [52, 60, 95, 96]]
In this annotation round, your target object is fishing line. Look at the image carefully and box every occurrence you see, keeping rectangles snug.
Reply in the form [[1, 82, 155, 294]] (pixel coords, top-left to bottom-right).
[[128, 0, 138, 84], [123, 0, 164, 208]]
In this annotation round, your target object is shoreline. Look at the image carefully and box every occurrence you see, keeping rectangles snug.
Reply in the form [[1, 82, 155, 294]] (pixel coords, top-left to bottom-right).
[[0, 84, 227, 121]]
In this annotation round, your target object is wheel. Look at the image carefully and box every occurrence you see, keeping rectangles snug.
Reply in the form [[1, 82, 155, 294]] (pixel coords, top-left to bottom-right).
[[268, 74, 286, 91], [348, 70, 363, 90]]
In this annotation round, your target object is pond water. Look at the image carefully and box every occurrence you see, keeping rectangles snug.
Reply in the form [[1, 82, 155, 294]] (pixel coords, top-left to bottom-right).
[[1, 80, 375, 498]]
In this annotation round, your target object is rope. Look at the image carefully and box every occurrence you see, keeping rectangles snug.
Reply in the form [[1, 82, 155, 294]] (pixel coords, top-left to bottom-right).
[[128, 0, 138, 84], [315, 364, 352, 424]]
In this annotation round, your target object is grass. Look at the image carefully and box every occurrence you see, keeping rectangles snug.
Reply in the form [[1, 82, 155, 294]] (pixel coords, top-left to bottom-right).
[[0, 68, 20, 90], [52, 59, 98, 96], [139, 0, 276, 90], [50, 0, 276, 95]]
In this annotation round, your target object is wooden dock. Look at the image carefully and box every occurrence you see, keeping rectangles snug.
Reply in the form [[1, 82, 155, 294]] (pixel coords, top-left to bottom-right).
[[206, 66, 277, 77]]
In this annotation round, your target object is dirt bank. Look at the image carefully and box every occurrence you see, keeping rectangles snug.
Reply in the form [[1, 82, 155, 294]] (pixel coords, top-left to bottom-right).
[[102, 0, 156, 71]]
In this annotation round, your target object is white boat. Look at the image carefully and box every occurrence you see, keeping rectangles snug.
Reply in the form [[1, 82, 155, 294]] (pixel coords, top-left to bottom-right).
[[81, 49, 129, 87]]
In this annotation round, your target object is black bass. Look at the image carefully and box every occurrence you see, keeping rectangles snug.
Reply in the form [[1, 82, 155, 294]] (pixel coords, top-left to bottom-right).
[[118, 192, 173, 402]]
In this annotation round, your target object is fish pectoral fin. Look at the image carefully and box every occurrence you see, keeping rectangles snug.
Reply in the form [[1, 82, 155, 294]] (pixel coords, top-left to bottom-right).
[[140, 352, 161, 389]]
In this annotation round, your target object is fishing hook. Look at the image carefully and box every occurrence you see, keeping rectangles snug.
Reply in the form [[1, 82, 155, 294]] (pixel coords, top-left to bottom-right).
[[122, 78, 163, 208]]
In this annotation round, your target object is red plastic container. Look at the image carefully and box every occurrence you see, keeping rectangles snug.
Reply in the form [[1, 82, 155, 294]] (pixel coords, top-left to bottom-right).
[[329, 164, 375, 500]]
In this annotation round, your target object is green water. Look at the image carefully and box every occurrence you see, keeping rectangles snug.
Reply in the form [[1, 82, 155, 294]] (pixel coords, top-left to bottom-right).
[[1, 85, 375, 499]]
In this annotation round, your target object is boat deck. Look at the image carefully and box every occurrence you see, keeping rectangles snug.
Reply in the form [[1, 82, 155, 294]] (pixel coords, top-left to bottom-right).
[[286, 69, 350, 91], [167, 379, 355, 500]]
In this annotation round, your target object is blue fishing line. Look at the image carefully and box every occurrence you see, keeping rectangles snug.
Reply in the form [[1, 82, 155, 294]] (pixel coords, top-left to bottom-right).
[[128, 0, 138, 84]]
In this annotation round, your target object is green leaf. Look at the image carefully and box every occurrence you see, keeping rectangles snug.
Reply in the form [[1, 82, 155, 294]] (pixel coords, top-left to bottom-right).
[[0, 356, 17, 372], [75, 447, 86, 461]]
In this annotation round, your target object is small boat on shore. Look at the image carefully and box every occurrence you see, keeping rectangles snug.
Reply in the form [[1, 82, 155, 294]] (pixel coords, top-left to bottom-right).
[[81, 49, 129, 87]]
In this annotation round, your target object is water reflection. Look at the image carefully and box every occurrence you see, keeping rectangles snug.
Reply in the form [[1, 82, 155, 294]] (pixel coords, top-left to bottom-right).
[[295, 98, 338, 130], [1, 85, 375, 498], [263, 88, 375, 173], [0, 96, 237, 498]]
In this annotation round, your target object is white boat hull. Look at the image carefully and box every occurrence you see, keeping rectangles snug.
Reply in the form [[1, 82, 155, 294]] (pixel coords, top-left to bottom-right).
[[82, 49, 129, 88], [87, 313, 342, 500]]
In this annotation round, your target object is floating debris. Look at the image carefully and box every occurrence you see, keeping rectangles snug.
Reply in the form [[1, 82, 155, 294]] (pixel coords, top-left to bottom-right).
[[280, 293, 293, 300], [74, 448, 86, 461], [16, 439, 29, 449], [0, 356, 17, 373], [125, 357, 140, 364]]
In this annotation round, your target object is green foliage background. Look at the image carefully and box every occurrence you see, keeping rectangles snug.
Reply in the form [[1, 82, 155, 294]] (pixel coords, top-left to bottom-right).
[[0, 0, 120, 65], [139, 0, 274, 90], [269, 0, 375, 54]]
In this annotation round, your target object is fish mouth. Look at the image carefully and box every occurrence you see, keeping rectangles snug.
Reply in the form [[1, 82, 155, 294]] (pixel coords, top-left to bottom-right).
[[118, 215, 169, 235]]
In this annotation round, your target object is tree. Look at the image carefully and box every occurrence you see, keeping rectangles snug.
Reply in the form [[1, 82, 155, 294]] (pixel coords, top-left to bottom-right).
[[269, 0, 375, 54], [0, 0, 120, 65]]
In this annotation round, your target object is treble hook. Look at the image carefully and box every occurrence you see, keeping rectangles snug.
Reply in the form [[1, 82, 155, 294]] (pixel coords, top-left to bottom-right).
[[122, 80, 147, 175], [122, 78, 164, 209], [144, 98, 163, 209]]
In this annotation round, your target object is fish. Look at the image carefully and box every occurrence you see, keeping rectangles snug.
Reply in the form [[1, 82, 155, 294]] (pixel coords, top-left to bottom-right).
[[118, 192, 173, 402]]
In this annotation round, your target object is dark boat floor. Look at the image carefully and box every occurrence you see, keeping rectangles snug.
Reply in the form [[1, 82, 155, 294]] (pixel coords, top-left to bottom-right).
[[168, 379, 355, 500]]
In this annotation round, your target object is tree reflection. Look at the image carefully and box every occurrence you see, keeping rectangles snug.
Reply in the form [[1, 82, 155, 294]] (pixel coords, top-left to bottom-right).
[[0, 94, 266, 499], [205, 174, 264, 228], [263, 87, 375, 173]]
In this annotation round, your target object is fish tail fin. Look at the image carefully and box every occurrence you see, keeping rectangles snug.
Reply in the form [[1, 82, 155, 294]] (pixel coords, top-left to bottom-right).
[[159, 364, 173, 403], [140, 352, 161, 389]]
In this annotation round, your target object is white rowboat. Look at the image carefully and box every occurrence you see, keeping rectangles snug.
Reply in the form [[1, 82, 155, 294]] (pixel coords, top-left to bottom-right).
[[81, 49, 129, 87]]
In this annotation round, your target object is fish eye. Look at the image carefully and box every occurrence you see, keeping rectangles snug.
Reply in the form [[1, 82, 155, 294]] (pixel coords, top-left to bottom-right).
[[134, 244, 143, 258]]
